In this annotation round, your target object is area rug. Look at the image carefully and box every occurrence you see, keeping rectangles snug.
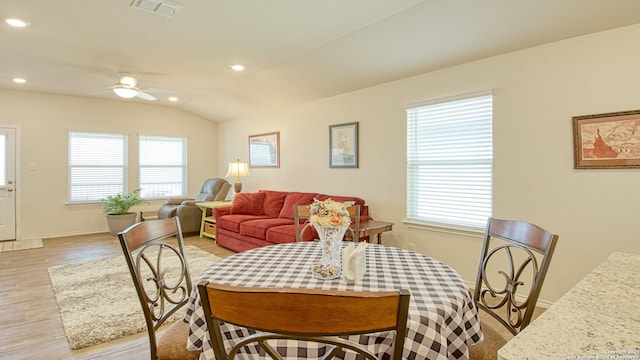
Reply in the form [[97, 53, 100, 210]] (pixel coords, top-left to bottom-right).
[[48, 246, 221, 350], [0, 238, 43, 252]]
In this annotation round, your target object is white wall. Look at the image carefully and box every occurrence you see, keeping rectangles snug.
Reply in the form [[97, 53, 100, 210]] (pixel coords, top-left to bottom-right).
[[217, 24, 640, 303], [0, 90, 219, 238]]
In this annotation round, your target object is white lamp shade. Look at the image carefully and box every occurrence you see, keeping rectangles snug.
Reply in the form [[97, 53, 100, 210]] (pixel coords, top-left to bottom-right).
[[225, 161, 250, 177]]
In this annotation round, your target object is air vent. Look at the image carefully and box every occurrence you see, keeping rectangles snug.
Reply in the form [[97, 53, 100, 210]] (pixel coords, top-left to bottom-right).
[[130, 0, 182, 17]]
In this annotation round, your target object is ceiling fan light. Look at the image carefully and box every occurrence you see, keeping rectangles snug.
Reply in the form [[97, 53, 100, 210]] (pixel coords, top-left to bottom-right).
[[113, 86, 138, 98], [5, 18, 30, 27]]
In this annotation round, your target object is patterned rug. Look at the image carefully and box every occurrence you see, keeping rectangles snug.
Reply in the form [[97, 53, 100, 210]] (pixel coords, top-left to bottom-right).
[[0, 238, 43, 252], [48, 246, 221, 350]]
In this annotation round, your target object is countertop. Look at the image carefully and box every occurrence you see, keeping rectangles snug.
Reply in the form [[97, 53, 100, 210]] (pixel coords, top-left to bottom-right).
[[498, 252, 640, 360]]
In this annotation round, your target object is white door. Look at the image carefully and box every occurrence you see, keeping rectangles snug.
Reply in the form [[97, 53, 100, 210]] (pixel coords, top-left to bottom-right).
[[0, 128, 16, 240]]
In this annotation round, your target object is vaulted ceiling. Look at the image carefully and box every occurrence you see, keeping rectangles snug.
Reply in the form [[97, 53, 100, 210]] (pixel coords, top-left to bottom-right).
[[2, 0, 640, 121]]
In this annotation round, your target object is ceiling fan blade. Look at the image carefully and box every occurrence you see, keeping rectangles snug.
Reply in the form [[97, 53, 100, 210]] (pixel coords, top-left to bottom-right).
[[144, 87, 178, 94], [136, 91, 157, 101]]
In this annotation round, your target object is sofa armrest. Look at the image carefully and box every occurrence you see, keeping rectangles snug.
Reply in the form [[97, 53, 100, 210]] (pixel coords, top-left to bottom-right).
[[213, 206, 232, 221], [181, 200, 197, 206], [163, 197, 193, 205], [174, 203, 203, 233]]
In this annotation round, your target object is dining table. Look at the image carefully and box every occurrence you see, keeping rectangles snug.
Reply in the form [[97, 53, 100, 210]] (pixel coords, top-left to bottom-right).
[[184, 242, 483, 360]]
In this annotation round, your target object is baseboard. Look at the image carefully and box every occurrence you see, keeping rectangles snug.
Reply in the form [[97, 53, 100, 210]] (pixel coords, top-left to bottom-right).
[[37, 229, 113, 240]]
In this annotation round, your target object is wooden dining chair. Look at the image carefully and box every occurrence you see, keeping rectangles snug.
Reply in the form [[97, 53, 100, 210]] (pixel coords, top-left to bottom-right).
[[293, 204, 313, 242], [197, 282, 410, 360], [469, 218, 559, 360], [293, 204, 360, 242], [118, 217, 200, 360], [342, 205, 361, 242]]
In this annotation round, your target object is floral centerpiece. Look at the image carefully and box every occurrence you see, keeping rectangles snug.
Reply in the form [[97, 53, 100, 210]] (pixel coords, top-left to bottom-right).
[[309, 198, 354, 227], [308, 198, 354, 280]]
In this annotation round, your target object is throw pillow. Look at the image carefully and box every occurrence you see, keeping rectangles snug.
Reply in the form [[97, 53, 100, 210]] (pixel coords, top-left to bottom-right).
[[278, 192, 317, 219], [230, 192, 266, 215], [259, 190, 289, 217]]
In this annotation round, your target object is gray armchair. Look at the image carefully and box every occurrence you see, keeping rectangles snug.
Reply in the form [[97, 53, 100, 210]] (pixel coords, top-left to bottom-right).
[[157, 178, 231, 234]]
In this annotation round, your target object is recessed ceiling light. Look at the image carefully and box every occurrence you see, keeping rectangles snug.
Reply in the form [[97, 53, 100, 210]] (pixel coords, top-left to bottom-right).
[[12, 78, 27, 84], [230, 64, 245, 71], [5, 18, 30, 28], [168, 97, 178, 102]]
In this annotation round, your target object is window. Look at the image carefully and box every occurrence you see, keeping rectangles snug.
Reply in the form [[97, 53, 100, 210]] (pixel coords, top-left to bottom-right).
[[139, 135, 187, 198], [406, 93, 493, 230], [69, 132, 127, 202]]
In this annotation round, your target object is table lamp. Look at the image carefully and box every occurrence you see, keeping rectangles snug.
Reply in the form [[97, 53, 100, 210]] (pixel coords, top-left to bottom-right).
[[225, 158, 251, 193]]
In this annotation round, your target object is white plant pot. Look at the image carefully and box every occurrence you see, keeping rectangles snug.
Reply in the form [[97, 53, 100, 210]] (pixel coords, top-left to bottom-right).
[[106, 213, 138, 235]]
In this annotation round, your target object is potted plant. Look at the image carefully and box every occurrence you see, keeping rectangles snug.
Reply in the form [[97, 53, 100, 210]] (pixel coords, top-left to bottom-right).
[[101, 188, 148, 235]]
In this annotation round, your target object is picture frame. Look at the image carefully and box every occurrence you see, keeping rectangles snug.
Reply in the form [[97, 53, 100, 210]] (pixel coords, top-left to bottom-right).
[[329, 122, 359, 168], [249, 131, 280, 168], [573, 110, 640, 169]]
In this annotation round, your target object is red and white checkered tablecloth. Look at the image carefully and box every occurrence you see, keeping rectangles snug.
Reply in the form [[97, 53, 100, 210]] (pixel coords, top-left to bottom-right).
[[185, 242, 483, 360]]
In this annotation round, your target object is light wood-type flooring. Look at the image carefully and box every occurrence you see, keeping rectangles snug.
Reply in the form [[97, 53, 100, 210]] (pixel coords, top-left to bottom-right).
[[0, 232, 235, 360]]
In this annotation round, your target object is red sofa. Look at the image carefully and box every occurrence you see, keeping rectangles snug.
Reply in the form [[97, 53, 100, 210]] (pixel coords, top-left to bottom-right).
[[213, 190, 372, 252]]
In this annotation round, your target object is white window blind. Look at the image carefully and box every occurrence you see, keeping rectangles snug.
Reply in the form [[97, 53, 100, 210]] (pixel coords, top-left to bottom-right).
[[69, 132, 127, 202], [407, 94, 493, 229], [139, 135, 187, 198]]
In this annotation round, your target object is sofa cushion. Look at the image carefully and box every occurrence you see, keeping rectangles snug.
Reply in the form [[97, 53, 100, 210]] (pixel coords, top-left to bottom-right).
[[266, 224, 316, 244], [259, 190, 289, 217], [240, 218, 294, 239], [216, 228, 268, 252], [278, 192, 318, 219], [217, 214, 270, 233], [230, 192, 266, 215]]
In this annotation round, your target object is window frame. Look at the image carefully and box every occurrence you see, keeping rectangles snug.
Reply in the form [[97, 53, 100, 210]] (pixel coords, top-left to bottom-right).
[[406, 92, 494, 233]]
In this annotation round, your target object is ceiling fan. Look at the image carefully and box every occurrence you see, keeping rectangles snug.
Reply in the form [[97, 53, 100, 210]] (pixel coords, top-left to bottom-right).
[[110, 73, 158, 101]]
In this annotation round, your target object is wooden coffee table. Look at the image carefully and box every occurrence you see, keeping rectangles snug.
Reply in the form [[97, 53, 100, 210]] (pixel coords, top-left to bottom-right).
[[357, 220, 393, 244]]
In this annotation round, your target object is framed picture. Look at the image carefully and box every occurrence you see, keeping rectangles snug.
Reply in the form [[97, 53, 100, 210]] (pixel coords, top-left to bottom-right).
[[249, 131, 280, 167], [573, 110, 640, 169], [329, 122, 359, 168]]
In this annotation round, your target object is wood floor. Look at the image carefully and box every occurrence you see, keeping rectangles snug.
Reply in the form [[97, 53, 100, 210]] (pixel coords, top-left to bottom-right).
[[0, 232, 235, 360]]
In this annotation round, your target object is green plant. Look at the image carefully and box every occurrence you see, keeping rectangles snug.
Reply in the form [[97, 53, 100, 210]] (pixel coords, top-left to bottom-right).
[[100, 189, 148, 215]]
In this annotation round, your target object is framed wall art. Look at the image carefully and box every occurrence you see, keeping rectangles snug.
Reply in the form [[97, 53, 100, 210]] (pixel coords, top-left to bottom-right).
[[573, 109, 640, 169], [329, 122, 359, 168], [249, 131, 280, 167]]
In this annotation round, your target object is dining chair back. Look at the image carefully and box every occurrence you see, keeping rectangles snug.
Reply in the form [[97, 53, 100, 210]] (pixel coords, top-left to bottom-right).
[[344, 204, 361, 242], [197, 282, 410, 360], [293, 204, 361, 242], [470, 218, 558, 360], [118, 217, 200, 360], [293, 204, 312, 242]]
